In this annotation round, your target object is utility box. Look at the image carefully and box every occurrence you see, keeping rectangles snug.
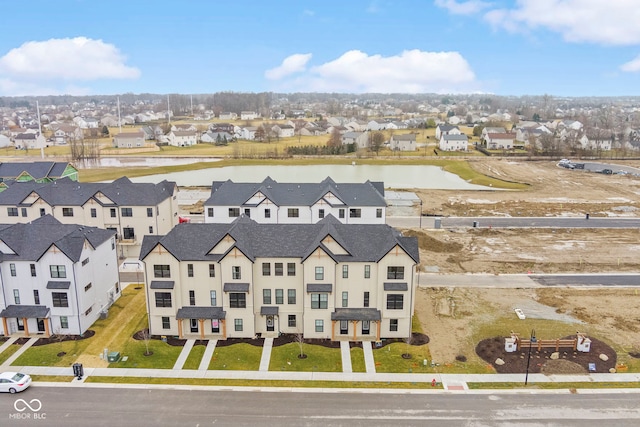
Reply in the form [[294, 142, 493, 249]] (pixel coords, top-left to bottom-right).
[[107, 351, 121, 362], [72, 363, 84, 378], [434, 217, 441, 229], [505, 336, 517, 353]]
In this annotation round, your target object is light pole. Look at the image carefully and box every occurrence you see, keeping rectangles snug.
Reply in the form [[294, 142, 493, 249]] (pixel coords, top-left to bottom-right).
[[419, 199, 423, 228], [524, 329, 536, 385]]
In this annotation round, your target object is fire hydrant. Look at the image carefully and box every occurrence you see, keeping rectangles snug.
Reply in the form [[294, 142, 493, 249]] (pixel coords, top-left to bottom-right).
[[431, 378, 436, 387]]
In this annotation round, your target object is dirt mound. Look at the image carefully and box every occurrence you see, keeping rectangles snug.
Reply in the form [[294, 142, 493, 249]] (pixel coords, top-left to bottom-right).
[[402, 229, 463, 253]]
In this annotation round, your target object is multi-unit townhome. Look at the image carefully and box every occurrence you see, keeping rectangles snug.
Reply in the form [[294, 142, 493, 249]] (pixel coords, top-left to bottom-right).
[[204, 177, 387, 225], [0, 216, 120, 337], [0, 177, 179, 258], [139, 216, 419, 341]]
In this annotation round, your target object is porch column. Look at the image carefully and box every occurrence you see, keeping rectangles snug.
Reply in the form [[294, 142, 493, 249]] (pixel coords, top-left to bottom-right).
[[199, 319, 205, 339], [177, 319, 183, 339], [44, 319, 51, 338], [23, 318, 30, 337], [352, 320, 358, 341], [222, 319, 226, 339], [376, 320, 381, 341], [331, 320, 336, 341], [1, 317, 7, 336]]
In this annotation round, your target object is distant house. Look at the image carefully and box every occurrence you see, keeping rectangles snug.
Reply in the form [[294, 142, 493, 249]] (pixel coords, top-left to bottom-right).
[[238, 126, 257, 140], [272, 124, 295, 138], [14, 133, 46, 150], [240, 111, 257, 120], [51, 124, 83, 145], [171, 124, 197, 132], [435, 124, 461, 140], [218, 112, 237, 120], [481, 127, 507, 139], [201, 131, 234, 144], [439, 134, 468, 151], [113, 131, 146, 148], [367, 120, 387, 131], [484, 133, 515, 150], [209, 123, 235, 133], [389, 134, 417, 151], [341, 131, 369, 149], [168, 130, 197, 147], [0, 161, 78, 183]]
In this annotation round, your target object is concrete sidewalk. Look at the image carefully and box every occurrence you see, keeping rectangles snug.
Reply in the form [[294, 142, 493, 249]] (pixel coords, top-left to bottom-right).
[[1, 337, 39, 367]]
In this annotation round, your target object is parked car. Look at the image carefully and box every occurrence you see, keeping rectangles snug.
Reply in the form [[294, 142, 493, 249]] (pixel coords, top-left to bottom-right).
[[0, 372, 32, 393], [601, 169, 613, 175]]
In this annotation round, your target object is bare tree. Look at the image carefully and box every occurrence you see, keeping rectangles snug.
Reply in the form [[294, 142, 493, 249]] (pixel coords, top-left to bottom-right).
[[370, 131, 385, 155], [295, 333, 306, 359], [141, 328, 152, 356], [327, 127, 342, 147], [402, 334, 413, 359]]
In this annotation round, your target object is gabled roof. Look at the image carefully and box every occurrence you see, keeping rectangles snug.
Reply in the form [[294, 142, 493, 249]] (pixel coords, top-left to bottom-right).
[[0, 162, 73, 180], [205, 177, 385, 208], [441, 134, 468, 141], [0, 215, 114, 262], [0, 176, 176, 207], [139, 215, 419, 264]]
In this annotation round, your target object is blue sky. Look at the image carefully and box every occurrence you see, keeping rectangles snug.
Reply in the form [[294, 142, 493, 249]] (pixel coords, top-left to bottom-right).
[[1, 0, 640, 97]]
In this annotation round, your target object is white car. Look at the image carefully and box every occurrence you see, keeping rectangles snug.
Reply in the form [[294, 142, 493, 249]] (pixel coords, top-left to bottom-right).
[[0, 372, 32, 393]]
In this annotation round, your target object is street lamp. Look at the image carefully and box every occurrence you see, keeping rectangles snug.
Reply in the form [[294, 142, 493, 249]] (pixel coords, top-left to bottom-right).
[[419, 199, 423, 228], [524, 329, 536, 385]]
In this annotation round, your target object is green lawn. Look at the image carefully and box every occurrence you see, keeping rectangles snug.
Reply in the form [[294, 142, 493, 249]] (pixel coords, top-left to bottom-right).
[[0, 343, 22, 365], [269, 342, 342, 372], [182, 344, 207, 370], [12, 337, 95, 367], [111, 338, 183, 369], [373, 342, 432, 374], [350, 347, 366, 373], [209, 343, 262, 370]]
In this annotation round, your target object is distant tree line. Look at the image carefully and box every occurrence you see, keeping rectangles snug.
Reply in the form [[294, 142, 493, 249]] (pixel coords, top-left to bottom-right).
[[286, 143, 357, 156]]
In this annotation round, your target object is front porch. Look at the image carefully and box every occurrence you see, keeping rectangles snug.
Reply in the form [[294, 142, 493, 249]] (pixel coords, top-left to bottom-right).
[[331, 308, 381, 342], [175, 306, 226, 339], [0, 305, 51, 338]]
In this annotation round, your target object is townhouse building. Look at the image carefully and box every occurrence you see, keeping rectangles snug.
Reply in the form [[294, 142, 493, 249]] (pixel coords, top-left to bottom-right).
[[0, 177, 179, 258], [0, 216, 120, 337], [204, 177, 387, 225], [139, 216, 419, 341]]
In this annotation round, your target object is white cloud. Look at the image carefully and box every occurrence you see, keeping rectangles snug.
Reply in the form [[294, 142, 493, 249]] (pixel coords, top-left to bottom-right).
[[267, 49, 478, 93], [265, 53, 312, 80], [0, 37, 139, 95], [483, 0, 640, 45], [302, 9, 315, 16], [434, 0, 492, 15], [620, 55, 640, 72]]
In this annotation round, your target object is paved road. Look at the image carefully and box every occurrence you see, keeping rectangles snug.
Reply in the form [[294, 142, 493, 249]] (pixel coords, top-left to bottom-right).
[[441, 216, 640, 228], [420, 273, 640, 288], [5, 386, 640, 426], [530, 274, 640, 287]]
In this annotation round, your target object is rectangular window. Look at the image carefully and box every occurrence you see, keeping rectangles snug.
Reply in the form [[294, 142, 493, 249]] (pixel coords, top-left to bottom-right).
[[149, 226, 153, 234], [315, 266, 324, 280], [315, 319, 324, 332], [386, 294, 404, 310], [189, 290, 195, 306], [90, 208, 97, 218], [209, 264, 215, 277], [387, 266, 405, 280], [210, 290, 217, 306], [21, 207, 27, 217], [232, 266, 241, 280], [30, 263, 36, 277], [311, 293, 328, 309], [7, 207, 18, 217], [376, 208, 383, 218], [52, 292, 69, 308], [339, 209, 345, 219], [110, 208, 116, 218], [13, 289, 20, 304], [287, 289, 296, 304], [60, 316, 69, 329], [82, 258, 89, 266], [154, 265, 171, 278], [342, 265, 348, 278], [84, 306, 92, 316], [318, 209, 325, 219], [162, 316, 170, 329], [207, 207, 214, 217], [229, 293, 246, 308], [39, 208, 46, 217], [274, 263, 283, 276], [349, 208, 361, 218], [50, 265, 67, 278], [123, 227, 135, 240], [229, 208, 240, 217], [84, 283, 92, 292], [187, 264, 194, 277], [390, 319, 398, 332], [62, 207, 73, 217], [275, 289, 284, 305], [121, 207, 133, 217], [234, 319, 243, 331], [287, 208, 299, 218], [264, 208, 271, 218], [147, 207, 153, 217], [342, 291, 348, 308], [287, 263, 296, 276], [364, 291, 370, 308], [244, 208, 250, 217], [10, 263, 16, 277], [263, 289, 271, 304], [364, 265, 371, 279], [262, 263, 271, 276], [154, 292, 172, 308], [288, 315, 296, 328], [33, 290, 40, 305]]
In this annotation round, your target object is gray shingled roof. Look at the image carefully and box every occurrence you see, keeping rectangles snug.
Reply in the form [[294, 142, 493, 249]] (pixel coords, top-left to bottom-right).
[[140, 216, 420, 265], [150, 281, 175, 289], [442, 134, 468, 141], [223, 283, 250, 292], [260, 306, 279, 316], [205, 177, 385, 208], [383, 282, 408, 291], [331, 308, 381, 321], [0, 305, 50, 318], [0, 176, 176, 207], [46, 281, 71, 289], [306, 284, 332, 292], [0, 162, 72, 180], [176, 306, 226, 319], [0, 215, 114, 263]]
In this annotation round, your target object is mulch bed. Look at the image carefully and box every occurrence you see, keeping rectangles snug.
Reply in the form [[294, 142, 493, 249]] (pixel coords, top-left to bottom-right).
[[476, 335, 617, 374], [31, 330, 95, 346]]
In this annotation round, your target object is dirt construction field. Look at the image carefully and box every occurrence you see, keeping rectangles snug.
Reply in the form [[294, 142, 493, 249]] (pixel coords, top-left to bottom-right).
[[409, 159, 640, 372]]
